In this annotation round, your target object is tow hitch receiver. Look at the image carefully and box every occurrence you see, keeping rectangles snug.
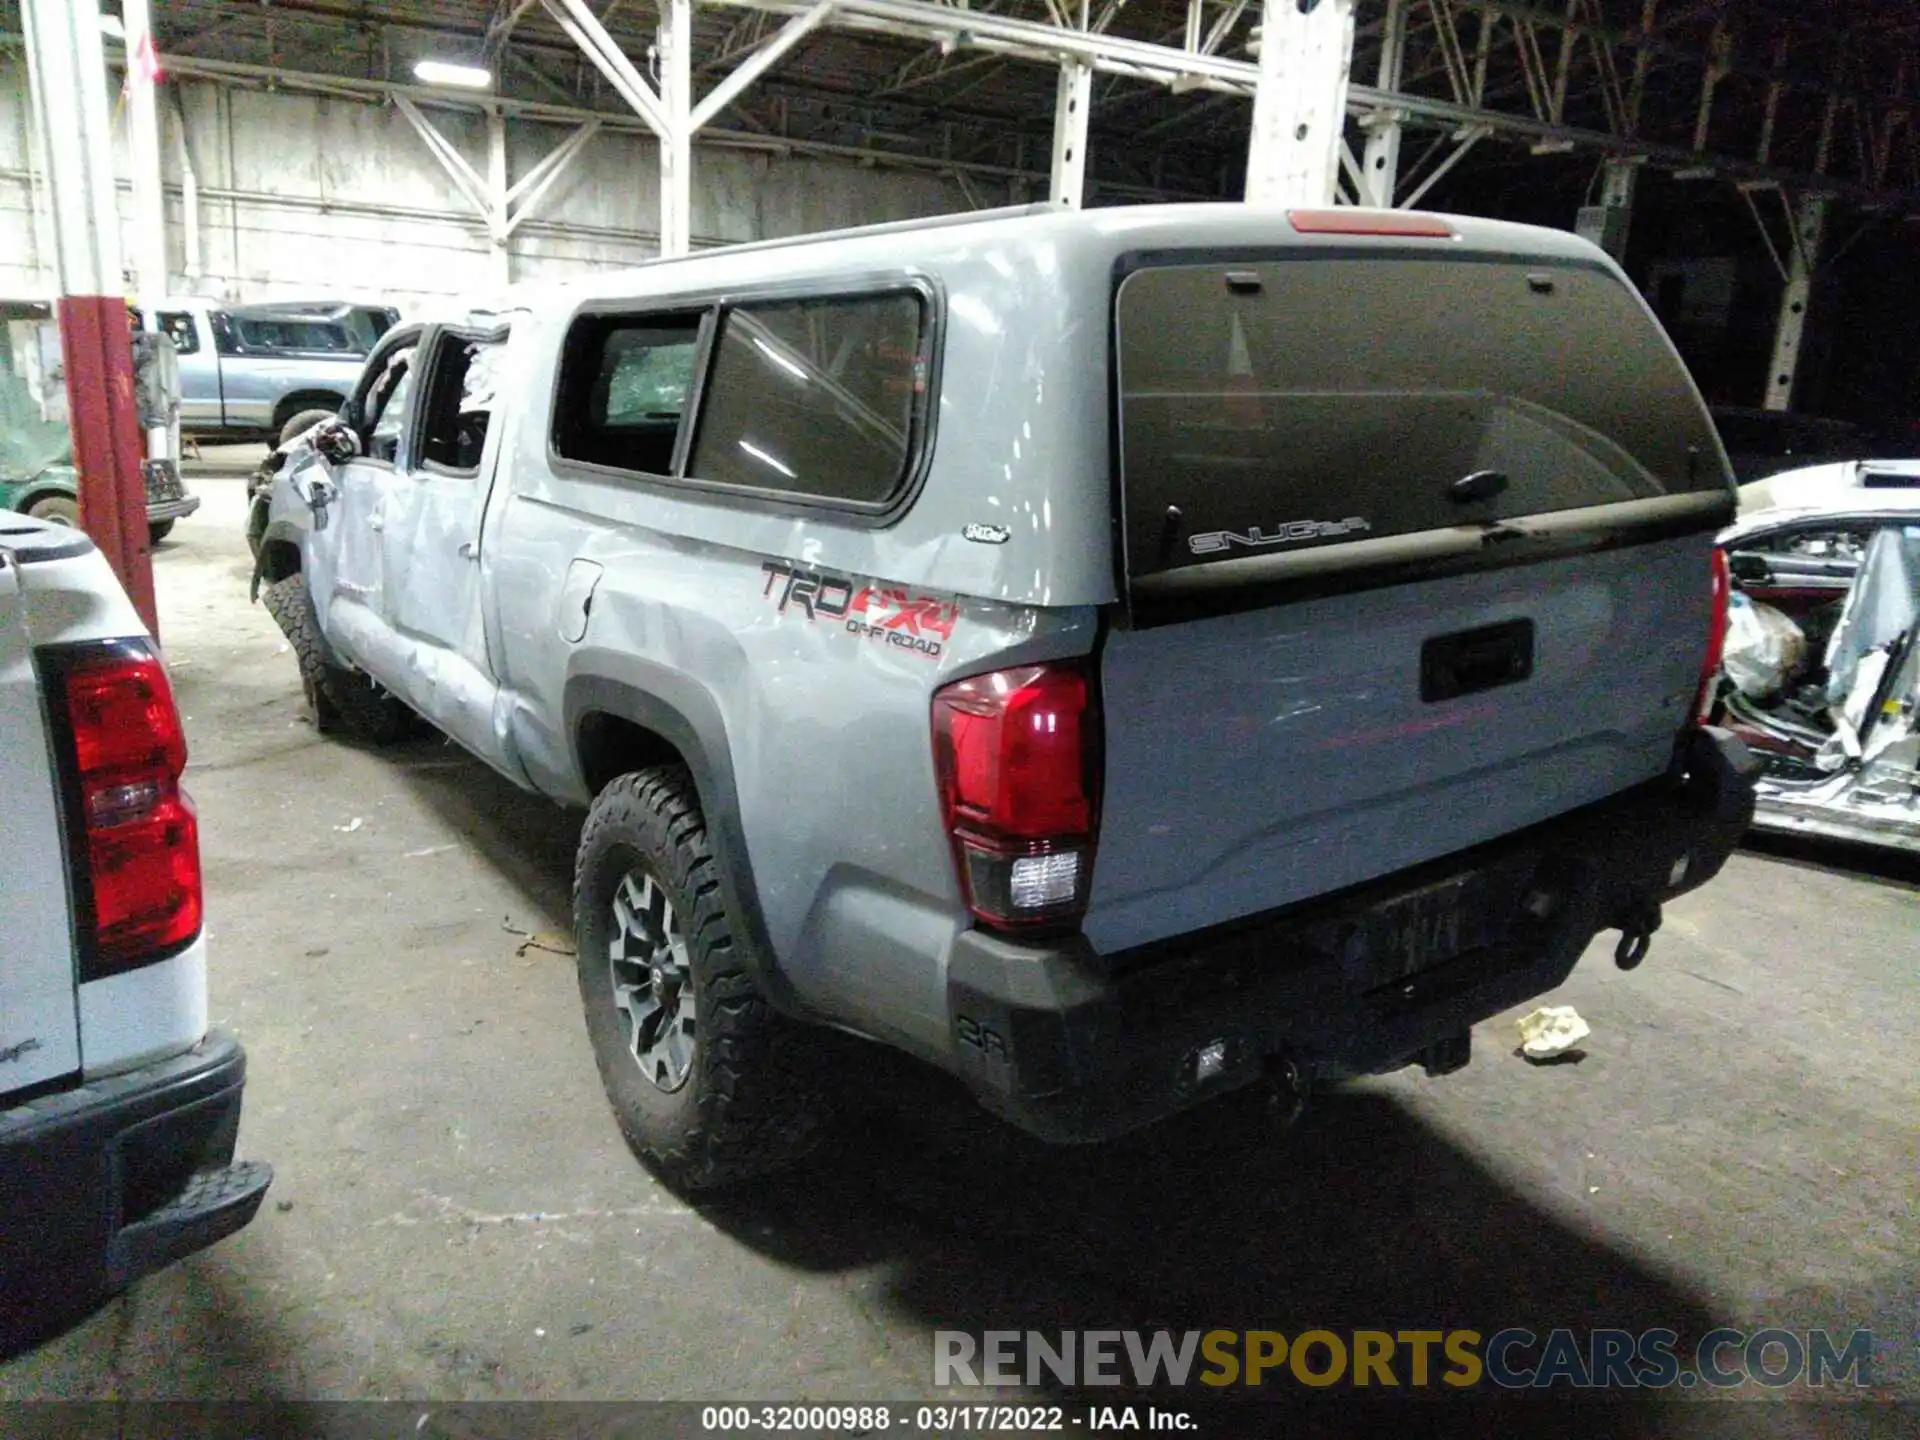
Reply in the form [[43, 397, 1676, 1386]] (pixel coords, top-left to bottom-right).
[[1613, 903, 1662, 970], [1264, 1054, 1310, 1128]]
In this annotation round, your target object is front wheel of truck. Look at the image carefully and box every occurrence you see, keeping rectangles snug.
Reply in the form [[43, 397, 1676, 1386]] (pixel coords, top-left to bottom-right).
[[259, 575, 413, 745], [574, 767, 828, 1193]]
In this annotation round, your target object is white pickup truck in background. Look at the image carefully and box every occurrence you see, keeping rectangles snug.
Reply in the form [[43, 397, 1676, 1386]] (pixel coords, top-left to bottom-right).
[[0, 514, 269, 1352]]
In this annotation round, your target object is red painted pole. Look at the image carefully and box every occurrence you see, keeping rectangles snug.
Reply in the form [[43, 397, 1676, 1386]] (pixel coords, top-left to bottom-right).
[[22, 0, 160, 638], [60, 299, 158, 636]]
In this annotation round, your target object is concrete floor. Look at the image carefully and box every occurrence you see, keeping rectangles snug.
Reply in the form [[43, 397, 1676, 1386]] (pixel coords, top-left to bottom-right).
[[4, 475, 1917, 1423]]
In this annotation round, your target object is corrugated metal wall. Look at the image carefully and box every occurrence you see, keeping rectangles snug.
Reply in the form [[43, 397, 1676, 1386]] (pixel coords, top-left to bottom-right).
[[0, 58, 1001, 311]]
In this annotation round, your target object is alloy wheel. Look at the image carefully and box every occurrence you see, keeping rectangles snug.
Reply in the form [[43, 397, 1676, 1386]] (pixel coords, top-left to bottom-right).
[[608, 867, 695, 1092]]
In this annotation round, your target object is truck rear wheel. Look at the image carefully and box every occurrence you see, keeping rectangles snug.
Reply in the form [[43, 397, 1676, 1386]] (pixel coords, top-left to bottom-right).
[[259, 575, 413, 745], [574, 767, 828, 1193]]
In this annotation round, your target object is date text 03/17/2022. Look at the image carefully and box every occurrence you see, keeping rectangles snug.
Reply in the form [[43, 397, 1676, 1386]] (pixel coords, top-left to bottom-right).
[[698, 1403, 1195, 1432]]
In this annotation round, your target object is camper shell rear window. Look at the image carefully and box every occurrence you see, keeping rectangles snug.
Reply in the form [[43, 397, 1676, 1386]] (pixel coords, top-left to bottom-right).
[[1114, 254, 1729, 593]]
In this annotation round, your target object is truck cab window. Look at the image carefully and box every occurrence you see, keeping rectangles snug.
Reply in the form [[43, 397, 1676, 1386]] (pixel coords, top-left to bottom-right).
[[237, 318, 353, 353], [552, 313, 703, 476], [156, 312, 200, 356], [210, 312, 241, 356], [687, 292, 926, 504], [420, 335, 505, 474], [362, 346, 417, 464]]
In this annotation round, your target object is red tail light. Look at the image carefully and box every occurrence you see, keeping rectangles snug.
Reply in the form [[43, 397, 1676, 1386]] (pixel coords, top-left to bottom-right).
[[48, 642, 202, 975], [1696, 547, 1732, 720], [932, 662, 1102, 931]]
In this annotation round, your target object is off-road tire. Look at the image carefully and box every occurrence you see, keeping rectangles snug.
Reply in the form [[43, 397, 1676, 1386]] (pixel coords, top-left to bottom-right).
[[278, 408, 337, 446], [575, 768, 828, 1193], [259, 575, 413, 744], [148, 520, 175, 545]]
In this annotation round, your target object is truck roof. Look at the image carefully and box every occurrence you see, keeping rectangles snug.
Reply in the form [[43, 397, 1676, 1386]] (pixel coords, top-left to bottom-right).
[[511, 202, 1615, 312]]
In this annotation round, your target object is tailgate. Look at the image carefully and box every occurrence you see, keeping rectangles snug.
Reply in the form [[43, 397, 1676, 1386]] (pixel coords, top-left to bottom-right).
[[0, 548, 81, 1097], [1086, 249, 1729, 955]]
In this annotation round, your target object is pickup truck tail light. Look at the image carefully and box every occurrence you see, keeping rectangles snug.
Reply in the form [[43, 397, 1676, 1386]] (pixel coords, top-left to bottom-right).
[[43, 641, 202, 977], [1287, 208, 1457, 238], [1696, 547, 1732, 720], [932, 662, 1102, 931]]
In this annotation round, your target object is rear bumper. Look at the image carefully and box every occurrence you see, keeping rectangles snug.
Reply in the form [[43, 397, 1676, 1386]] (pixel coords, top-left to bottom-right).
[[946, 727, 1759, 1143], [143, 459, 200, 525], [0, 1031, 271, 1339], [147, 494, 202, 524]]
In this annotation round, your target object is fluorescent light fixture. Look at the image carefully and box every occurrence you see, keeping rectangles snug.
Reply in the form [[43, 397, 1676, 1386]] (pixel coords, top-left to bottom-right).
[[414, 60, 492, 89]]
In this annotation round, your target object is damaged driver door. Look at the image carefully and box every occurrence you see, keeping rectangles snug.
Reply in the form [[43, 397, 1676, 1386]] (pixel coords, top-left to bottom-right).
[[302, 327, 419, 688], [374, 324, 518, 776]]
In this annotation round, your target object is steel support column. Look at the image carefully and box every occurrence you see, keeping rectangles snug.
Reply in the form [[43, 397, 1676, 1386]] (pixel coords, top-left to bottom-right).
[[1764, 194, 1827, 413], [121, 0, 168, 308], [120, 0, 183, 518], [1576, 156, 1637, 260], [19, 9, 54, 286], [1360, 0, 1406, 205], [169, 91, 203, 287], [1050, 60, 1093, 207], [660, 0, 693, 256], [487, 110, 510, 286], [1244, 0, 1354, 206], [20, 0, 157, 633]]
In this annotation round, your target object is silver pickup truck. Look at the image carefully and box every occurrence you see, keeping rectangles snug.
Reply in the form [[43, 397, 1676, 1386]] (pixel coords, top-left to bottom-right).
[[254, 203, 1758, 1195], [140, 298, 398, 446]]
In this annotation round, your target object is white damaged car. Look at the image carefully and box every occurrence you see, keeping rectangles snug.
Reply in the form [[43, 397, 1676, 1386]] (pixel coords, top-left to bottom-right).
[[1738, 457, 1920, 515], [1713, 490, 1920, 853]]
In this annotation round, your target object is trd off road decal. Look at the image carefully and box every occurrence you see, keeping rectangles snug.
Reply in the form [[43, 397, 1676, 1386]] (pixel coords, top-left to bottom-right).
[[761, 561, 855, 620], [760, 561, 959, 660]]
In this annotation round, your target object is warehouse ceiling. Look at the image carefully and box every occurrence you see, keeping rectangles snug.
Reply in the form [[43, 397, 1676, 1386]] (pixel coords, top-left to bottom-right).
[[12, 1, 1920, 204]]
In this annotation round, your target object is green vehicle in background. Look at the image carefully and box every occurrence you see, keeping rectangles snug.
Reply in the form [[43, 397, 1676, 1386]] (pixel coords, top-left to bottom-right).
[[1, 298, 200, 543]]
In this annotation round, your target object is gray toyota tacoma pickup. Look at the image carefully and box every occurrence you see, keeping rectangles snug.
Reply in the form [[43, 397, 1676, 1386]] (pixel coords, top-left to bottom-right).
[[253, 203, 1758, 1192]]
